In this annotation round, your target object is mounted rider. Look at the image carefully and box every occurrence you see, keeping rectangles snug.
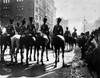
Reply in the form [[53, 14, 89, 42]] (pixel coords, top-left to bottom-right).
[[19, 18, 27, 35], [6, 19, 15, 37], [72, 28, 77, 39], [40, 16, 50, 45], [64, 27, 71, 38], [53, 17, 63, 36], [27, 17, 36, 36]]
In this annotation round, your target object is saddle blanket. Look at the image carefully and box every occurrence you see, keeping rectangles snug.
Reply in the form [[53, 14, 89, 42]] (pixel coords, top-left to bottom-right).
[[57, 35, 65, 41], [11, 34, 21, 39]]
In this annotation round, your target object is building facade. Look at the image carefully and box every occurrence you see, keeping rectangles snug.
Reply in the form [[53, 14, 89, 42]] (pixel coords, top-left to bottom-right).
[[1, 0, 56, 30], [0, 0, 1, 22], [1, 0, 35, 25]]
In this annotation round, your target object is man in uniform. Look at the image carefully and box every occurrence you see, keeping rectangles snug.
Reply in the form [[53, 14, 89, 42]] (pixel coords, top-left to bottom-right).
[[15, 22, 21, 34], [27, 17, 36, 36], [6, 19, 15, 37], [78, 33, 87, 60], [19, 18, 27, 35], [40, 16, 50, 46], [53, 18, 63, 36], [64, 27, 71, 38], [72, 28, 77, 39]]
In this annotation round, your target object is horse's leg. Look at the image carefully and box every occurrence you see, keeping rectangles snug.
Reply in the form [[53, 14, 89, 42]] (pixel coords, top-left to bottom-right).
[[29, 46, 33, 61], [11, 40, 15, 63], [34, 46, 36, 61], [58, 49, 60, 62], [15, 39, 20, 63], [68, 43, 70, 51], [1, 44, 3, 61], [41, 46, 45, 65], [20, 47, 24, 64], [69, 44, 72, 51], [26, 46, 29, 65], [2, 44, 7, 61], [37, 47, 39, 64], [54, 48, 57, 68], [62, 47, 65, 67], [46, 46, 49, 61]]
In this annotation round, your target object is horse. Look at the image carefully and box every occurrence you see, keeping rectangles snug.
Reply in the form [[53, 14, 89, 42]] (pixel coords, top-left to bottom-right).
[[64, 33, 74, 51], [0, 26, 12, 61], [52, 35, 65, 67], [33, 31, 49, 65], [10, 33, 21, 63], [10, 33, 35, 64]]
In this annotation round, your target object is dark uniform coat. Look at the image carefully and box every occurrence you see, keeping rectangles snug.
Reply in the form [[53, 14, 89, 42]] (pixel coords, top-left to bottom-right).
[[53, 25, 63, 36], [40, 24, 49, 36], [27, 23, 35, 36], [6, 24, 15, 37]]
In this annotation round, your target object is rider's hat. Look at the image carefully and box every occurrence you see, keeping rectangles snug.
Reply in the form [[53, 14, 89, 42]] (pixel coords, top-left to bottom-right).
[[29, 17, 33, 22], [43, 16, 47, 22], [57, 17, 62, 22], [66, 27, 68, 29], [9, 19, 14, 24], [22, 18, 26, 25]]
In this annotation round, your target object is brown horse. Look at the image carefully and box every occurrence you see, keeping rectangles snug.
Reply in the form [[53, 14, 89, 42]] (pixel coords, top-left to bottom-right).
[[52, 35, 65, 67], [34, 32, 49, 65]]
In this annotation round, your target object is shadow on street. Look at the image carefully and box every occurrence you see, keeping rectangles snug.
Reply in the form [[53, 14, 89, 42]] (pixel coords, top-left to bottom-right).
[[0, 61, 47, 78]]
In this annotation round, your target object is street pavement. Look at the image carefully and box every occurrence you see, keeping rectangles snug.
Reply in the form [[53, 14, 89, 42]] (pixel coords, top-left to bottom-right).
[[0, 47, 76, 78]]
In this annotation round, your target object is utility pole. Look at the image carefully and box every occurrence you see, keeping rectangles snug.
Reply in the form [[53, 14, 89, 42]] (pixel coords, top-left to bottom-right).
[[83, 17, 86, 33]]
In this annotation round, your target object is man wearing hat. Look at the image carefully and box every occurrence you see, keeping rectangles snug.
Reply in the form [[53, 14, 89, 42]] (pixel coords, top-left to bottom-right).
[[64, 27, 71, 38], [27, 17, 36, 36], [53, 17, 63, 36], [78, 33, 87, 60], [40, 16, 50, 46], [6, 19, 15, 37], [72, 28, 77, 39], [19, 18, 27, 35]]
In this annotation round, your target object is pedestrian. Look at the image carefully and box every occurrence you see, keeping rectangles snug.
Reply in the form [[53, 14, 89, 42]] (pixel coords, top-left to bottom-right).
[[78, 33, 87, 60]]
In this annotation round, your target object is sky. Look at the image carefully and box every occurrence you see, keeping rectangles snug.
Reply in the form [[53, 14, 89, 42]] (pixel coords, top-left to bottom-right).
[[54, 0, 100, 34]]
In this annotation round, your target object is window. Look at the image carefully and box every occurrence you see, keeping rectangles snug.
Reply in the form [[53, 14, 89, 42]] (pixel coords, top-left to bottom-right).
[[8, 0, 10, 3], [17, 0, 23, 2], [3, 0, 10, 3], [3, 0, 6, 3], [17, 6, 24, 10]]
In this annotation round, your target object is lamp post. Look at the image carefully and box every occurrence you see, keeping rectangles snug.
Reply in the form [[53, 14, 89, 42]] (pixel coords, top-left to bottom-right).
[[83, 17, 87, 33]]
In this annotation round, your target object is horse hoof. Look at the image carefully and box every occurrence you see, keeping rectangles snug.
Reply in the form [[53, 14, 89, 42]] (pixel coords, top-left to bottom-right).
[[21, 62, 23, 64], [47, 59, 49, 61], [54, 65, 57, 68], [62, 64, 69, 68], [40, 60, 43, 62], [26, 63, 29, 65], [15, 61, 17, 64], [41, 62, 44, 65], [29, 58, 32, 61], [34, 58, 36, 61], [37, 62, 39, 64]]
